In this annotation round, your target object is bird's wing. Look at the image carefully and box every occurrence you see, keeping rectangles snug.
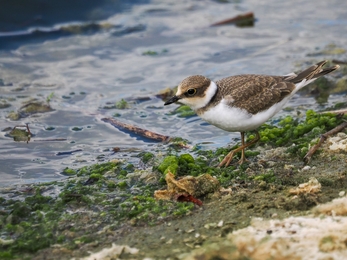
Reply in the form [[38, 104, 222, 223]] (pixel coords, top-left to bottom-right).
[[215, 75, 295, 115]]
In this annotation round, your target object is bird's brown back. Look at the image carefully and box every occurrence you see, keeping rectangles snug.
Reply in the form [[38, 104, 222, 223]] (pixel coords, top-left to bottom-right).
[[197, 74, 295, 115]]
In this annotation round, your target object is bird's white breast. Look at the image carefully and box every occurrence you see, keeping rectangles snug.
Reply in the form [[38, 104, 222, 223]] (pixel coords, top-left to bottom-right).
[[199, 95, 293, 132]]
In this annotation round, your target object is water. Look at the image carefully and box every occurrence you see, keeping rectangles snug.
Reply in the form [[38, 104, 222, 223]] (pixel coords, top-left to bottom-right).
[[0, 0, 346, 186]]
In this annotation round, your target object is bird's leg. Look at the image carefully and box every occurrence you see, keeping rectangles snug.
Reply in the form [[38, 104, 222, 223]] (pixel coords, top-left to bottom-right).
[[218, 131, 260, 167], [238, 132, 247, 164], [219, 132, 246, 167]]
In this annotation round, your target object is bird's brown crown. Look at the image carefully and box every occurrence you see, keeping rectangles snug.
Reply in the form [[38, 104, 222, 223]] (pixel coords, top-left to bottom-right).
[[177, 75, 211, 98]]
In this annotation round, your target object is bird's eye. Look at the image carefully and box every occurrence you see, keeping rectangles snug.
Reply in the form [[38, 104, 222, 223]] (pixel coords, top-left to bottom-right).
[[187, 88, 196, 96]]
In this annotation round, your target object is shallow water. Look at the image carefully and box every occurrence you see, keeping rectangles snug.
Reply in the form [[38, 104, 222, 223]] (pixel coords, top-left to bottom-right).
[[0, 0, 346, 186]]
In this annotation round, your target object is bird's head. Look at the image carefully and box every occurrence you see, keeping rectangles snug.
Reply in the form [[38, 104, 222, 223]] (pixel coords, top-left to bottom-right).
[[164, 75, 217, 110]]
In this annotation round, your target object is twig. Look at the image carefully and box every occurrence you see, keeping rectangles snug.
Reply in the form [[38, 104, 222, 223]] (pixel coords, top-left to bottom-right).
[[321, 109, 347, 115], [211, 12, 254, 27], [303, 121, 347, 165], [101, 117, 171, 142]]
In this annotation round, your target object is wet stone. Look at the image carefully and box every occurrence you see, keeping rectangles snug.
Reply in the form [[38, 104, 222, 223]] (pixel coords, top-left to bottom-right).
[[18, 101, 54, 116]]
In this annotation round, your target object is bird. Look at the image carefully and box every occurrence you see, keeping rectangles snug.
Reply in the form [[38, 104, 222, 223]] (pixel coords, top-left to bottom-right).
[[164, 60, 339, 167]]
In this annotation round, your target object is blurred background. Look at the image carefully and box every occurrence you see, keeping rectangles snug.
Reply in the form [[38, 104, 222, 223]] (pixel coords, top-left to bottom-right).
[[0, 0, 346, 186]]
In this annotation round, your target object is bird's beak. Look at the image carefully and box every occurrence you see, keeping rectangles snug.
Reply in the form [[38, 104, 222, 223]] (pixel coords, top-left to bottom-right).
[[164, 95, 180, 105]]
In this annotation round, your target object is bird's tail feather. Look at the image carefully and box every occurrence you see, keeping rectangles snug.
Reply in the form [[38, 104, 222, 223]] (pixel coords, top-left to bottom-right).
[[286, 60, 339, 85]]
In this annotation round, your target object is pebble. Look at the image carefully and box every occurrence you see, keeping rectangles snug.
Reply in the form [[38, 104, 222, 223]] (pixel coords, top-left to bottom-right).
[[302, 165, 311, 171], [284, 164, 295, 170], [267, 161, 276, 167], [204, 223, 217, 229]]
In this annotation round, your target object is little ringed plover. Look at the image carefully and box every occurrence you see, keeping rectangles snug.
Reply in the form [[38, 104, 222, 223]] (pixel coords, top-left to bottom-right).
[[164, 60, 339, 167]]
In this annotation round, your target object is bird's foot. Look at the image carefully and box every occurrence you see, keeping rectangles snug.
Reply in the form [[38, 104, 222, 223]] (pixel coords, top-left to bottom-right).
[[218, 150, 248, 167], [218, 151, 235, 167], [237, 157, 249, 165], [218, 131, 260, 167]]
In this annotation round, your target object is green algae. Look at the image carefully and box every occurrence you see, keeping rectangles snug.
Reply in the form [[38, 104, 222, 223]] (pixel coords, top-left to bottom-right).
[[175, 105, 196, 117], [20, 102, 51, 114], [157, 155, 179, 175], [253, 171, 276, 183], [139, 152, 155, 164], [157, 153, 201, 177], [62, 167, 77, 176], [103, 99, 130, 109], [256, 110, 347, 158], [8, 128, 30, 142], [0, 100, 11, 109], [18, 101, 54, 117], [117, 180, 127, 188], [5, 111, 20, 121], [142, 49, 168, 56], [0, 161, 198, 259], [170, 105, 194, 117], [46, 92, 54, 103], [0, 191, 56, 258], [168, 137, 190, 149], [71, 126, 83, 131], [115, 99, 128, 109], [142, 50, 158, 56], [157, 152, 246, 187], [45, 126, 55, 131]]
